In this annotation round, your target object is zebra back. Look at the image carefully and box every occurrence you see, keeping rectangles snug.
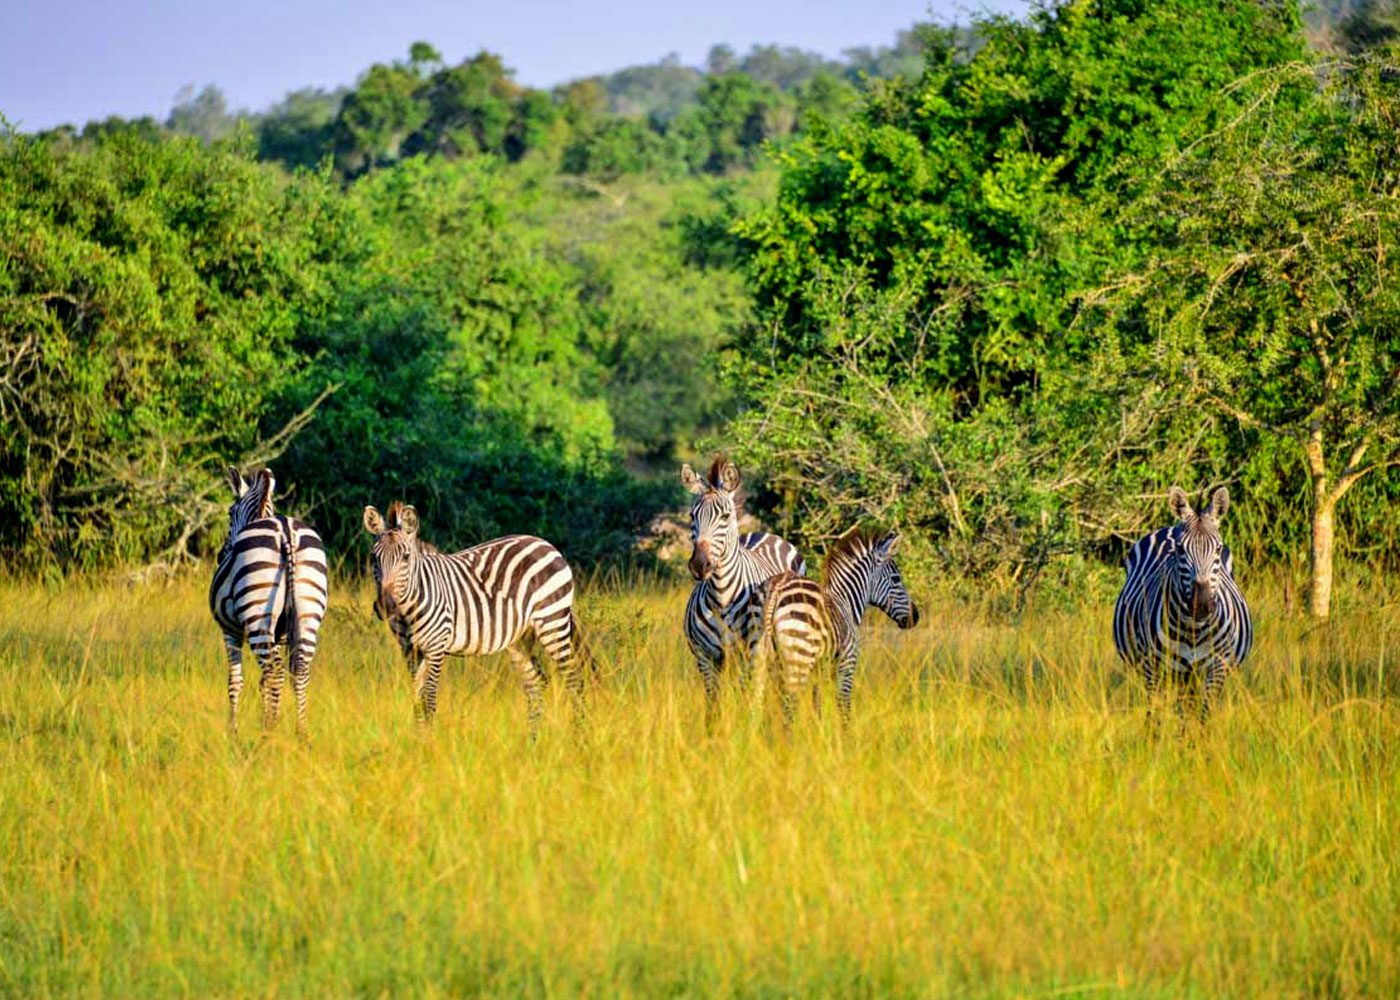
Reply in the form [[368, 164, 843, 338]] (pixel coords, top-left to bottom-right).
[[365, 504, 576, 662], [210, 469, 328, 659]]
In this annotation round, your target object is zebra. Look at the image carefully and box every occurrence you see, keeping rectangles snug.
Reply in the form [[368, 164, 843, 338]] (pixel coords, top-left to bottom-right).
[[363, 501, 584, 733], [209, 466, 328, 735], [681, 458, 805, 722], [1113, 485, 1253, 725], [757, 526, 919, 726]]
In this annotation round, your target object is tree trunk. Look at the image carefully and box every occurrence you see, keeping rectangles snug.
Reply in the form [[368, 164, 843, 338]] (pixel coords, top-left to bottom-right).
[[1309, 499, 1336, 621]]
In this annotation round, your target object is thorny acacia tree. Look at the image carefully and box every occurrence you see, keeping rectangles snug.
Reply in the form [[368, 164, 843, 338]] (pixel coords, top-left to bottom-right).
[[1102, 58, 1400, 618]]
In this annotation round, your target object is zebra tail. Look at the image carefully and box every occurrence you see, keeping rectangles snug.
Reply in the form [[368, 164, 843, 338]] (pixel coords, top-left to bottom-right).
[[280, 517, 299, 654]]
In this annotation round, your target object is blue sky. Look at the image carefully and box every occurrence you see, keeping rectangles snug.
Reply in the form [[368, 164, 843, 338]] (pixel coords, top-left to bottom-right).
[[0, 0, 1026, 131]]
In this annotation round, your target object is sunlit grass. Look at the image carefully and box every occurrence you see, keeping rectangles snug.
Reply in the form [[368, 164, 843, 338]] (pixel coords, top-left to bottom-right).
[[0, 575, 1395, 998]]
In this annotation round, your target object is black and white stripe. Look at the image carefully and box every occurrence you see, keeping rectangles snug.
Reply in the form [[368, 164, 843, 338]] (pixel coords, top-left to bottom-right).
[[681, 458, 805, 721], [209, 466, 329, 734], [1113, 486, 1253, 724], [758, 526, 918, 725], [363, 501, 583, 732]]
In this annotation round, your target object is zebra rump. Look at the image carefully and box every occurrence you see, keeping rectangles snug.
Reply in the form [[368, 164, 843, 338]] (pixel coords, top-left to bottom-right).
[[209, 466, 328, 734]]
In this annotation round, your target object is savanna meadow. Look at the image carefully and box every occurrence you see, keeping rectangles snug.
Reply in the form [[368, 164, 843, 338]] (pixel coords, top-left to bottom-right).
[[3, 1, 1400, 997]]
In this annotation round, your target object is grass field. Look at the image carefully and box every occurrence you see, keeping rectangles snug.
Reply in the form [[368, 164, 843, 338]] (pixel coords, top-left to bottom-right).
[[0, 574, 1396, 998]]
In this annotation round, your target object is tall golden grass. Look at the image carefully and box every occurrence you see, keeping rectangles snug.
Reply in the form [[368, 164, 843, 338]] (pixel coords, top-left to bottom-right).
[[0, 574, 1395, 998]]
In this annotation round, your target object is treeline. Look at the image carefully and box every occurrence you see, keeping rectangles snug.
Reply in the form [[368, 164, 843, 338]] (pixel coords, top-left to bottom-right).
[[35, 29, 948, 181], [5, 1, 1400, 619]]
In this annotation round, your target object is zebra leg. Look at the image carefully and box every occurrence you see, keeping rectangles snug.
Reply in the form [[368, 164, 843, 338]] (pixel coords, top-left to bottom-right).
[[256, 642, 286, 731], [1143, 658, 1167, 740], [400, 647, 426, 722], [534, 612, 584, 711], [415, 651, 445, 724], [697, 654, 722, 732], [778, 663, 798, 731], [223, 633, 245, 734], [1199, 658, 1228, 725], [752, 625, 784, 730], [836, 651, 859, 727], [289, 646, 311, 738], [509, 645, 545, 739]]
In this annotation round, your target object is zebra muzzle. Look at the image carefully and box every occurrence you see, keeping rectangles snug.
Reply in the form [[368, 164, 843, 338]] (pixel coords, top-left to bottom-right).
[[688, 543, 714, 581]]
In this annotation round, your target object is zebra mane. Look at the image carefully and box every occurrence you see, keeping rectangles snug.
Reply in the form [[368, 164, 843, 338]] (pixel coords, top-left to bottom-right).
[[701, 454, 744, 516], [821, 525, 887, 587], [383, 500, 440, 553]]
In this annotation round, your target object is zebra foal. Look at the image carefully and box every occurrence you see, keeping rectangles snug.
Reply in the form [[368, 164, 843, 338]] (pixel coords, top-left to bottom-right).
[[1113, 486, 1253, 725], [757, 526, 918, 726], [681, 458, 804, 723], [209, 467, 328, 735], [363, 501, 584, 732]]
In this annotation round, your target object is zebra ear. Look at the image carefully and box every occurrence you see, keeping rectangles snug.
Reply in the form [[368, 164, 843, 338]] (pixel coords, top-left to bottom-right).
[[1168, 486, 1194, 522], [256, 469, 276, 517], [363, 505, 386, 536], [227, 466, 248, 499], [399, 504, 420, 539], [875, 532, 901, 562], [681, 464, 706, 495], [718, 461, 741, 493], [1207, 487, 1229, 521]]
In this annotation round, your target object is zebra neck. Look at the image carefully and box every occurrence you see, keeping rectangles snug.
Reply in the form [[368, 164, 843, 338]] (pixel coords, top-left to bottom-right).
[[709, 541, 751, 606], [394, 549, 437, 617], [824, 561, 868, 632]]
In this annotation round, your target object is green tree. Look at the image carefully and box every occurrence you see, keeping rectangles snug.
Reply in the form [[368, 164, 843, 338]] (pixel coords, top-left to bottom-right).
[[1099, 59, 1400, 619], [167, 84, 237, 142], [728, 0, 1309, 586], [0, 133, 341, 569], [333, 60, 426, 173], [256, 87, 344, 170]]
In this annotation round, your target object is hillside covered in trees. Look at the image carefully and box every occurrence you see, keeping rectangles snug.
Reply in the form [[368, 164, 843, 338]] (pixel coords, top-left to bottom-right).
[[4, 0, 1400, 618]]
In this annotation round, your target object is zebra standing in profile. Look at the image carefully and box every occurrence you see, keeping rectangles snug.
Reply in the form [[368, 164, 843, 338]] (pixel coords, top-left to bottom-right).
[[757, 526, 919, 726], [682, 458, 805, 722], [363, 501, 584, 733], [1113, 485, 1253, 725], [209, 467, 328, 735]]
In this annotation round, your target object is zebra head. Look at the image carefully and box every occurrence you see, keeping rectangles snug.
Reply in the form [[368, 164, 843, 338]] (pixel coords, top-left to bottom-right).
[[869, 533, 919, 629], [363, 501, 421, 619], [681, 457, 742, 582], [1168, 485, 1230, 621], [825, 527, 920, 629], [225, 466, 275, 539]]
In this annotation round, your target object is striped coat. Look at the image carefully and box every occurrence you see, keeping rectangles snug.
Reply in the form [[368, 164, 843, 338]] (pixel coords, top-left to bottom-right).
[[681, 459, 804, 720], [364, 501, 583, 732], [1113, 486, 1253, 723], [209, 467, 328, 734], [758, 526, 918, 725]]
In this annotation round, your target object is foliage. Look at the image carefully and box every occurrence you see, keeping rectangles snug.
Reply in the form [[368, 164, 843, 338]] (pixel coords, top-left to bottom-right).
[[1092, 56, 1400, 615], [0, 134, 685, 573], [0, 133, 337, 571], [728, 0, 1324, 588], [273, 156, 666, 565]]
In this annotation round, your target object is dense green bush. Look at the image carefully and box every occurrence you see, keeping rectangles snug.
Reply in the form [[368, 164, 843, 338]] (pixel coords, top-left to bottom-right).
[[725, 0, 1400, 598]]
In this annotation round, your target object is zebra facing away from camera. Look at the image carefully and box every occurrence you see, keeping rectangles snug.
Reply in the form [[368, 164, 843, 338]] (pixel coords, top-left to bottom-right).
[[363, 502, 584, 733], [1113, 486, 1253, 725], [757, 526, 919, 727], [682, 458, 805, 723], [209, 467, 328, 735]]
